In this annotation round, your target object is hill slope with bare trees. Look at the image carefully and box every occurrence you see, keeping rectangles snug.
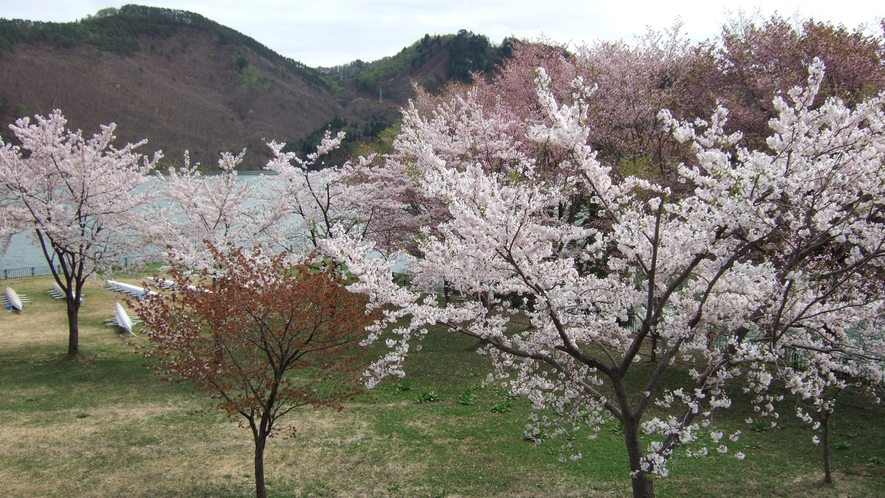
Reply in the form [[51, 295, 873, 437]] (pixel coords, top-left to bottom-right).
[[0, 5, 508, 168]]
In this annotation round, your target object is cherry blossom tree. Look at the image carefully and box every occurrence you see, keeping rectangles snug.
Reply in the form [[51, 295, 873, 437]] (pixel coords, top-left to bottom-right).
[[323, 60, 885, 497], [575, 24, 709, 181], [149, 150, 290, 273], [133, 245, 381, 498], [780, 318, 884, 484], [0, 110, 158, 355], [458, 17, 885, 184], [439, 28, 712, 182], [713, 14, 885, 150], [264, 131, 417, 256], [149, 128, 410, 275], [666, 60, 885, 485]]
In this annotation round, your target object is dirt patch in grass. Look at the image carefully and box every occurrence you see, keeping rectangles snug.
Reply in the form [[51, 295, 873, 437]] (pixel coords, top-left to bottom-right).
[[0, 399, 249, 497], [0, 298, 69, 348], [267, 408, 431, 494]]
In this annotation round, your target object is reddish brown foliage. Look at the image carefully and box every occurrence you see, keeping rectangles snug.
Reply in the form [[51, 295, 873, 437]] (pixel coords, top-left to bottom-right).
[[133, 246, 380, 498], [715, 15, 885, 149]]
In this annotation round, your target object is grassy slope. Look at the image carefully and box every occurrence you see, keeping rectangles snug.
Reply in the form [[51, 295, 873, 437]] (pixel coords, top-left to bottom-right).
[[0, 275, 883, 497]]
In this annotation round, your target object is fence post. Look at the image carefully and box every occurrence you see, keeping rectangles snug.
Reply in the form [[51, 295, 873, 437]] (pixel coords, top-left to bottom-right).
[[31, 267, 35, 277]]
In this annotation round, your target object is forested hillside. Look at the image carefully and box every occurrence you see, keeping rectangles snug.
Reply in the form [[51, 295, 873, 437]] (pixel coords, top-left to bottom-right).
[[0, 5, 508, 169]]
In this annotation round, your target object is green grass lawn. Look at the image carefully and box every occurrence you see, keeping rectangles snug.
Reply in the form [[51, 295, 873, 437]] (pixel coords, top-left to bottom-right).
[[1, 275, 883, 497]]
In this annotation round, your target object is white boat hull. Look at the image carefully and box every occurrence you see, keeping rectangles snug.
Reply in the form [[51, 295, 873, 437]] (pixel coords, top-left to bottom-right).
[[48, 282, 65, 299], [115, 302, 134, 335], [5, 287, 23, 311], [106, 279, 154, 298]]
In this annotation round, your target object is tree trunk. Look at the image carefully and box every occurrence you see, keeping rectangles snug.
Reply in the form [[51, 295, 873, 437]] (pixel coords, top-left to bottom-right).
[[623, 415, 656, 498], [66, 298, 81, 356], [649, 332, 658, 363], [253, 430, 268, 498], [821, 410, 832, 484]]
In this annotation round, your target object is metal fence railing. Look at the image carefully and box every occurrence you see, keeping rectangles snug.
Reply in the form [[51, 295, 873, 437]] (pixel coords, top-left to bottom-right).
[[0, 265, 61, 280]]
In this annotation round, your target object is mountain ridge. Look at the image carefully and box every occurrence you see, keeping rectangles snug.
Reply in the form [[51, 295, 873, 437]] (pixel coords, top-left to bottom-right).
[[0, 5, 508, 169]]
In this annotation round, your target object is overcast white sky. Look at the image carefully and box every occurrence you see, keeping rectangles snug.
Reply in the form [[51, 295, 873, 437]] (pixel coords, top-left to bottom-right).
[[0, 1, 881, 67]]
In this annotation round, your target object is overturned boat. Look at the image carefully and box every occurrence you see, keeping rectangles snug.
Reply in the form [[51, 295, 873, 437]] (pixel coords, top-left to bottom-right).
[[106, 279, 156, 299], [104, 302, 142, 336], [48, 282, 84, 302], [47, 282, 66, 300], [2, 287, 26, 311]]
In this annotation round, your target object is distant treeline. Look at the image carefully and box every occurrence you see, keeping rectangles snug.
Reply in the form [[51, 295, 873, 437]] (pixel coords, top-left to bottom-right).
[[319, 30, 513, 91]]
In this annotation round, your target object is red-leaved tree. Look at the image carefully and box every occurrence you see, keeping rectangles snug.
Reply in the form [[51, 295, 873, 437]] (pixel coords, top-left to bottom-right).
[[133, 246, 380, 498]]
